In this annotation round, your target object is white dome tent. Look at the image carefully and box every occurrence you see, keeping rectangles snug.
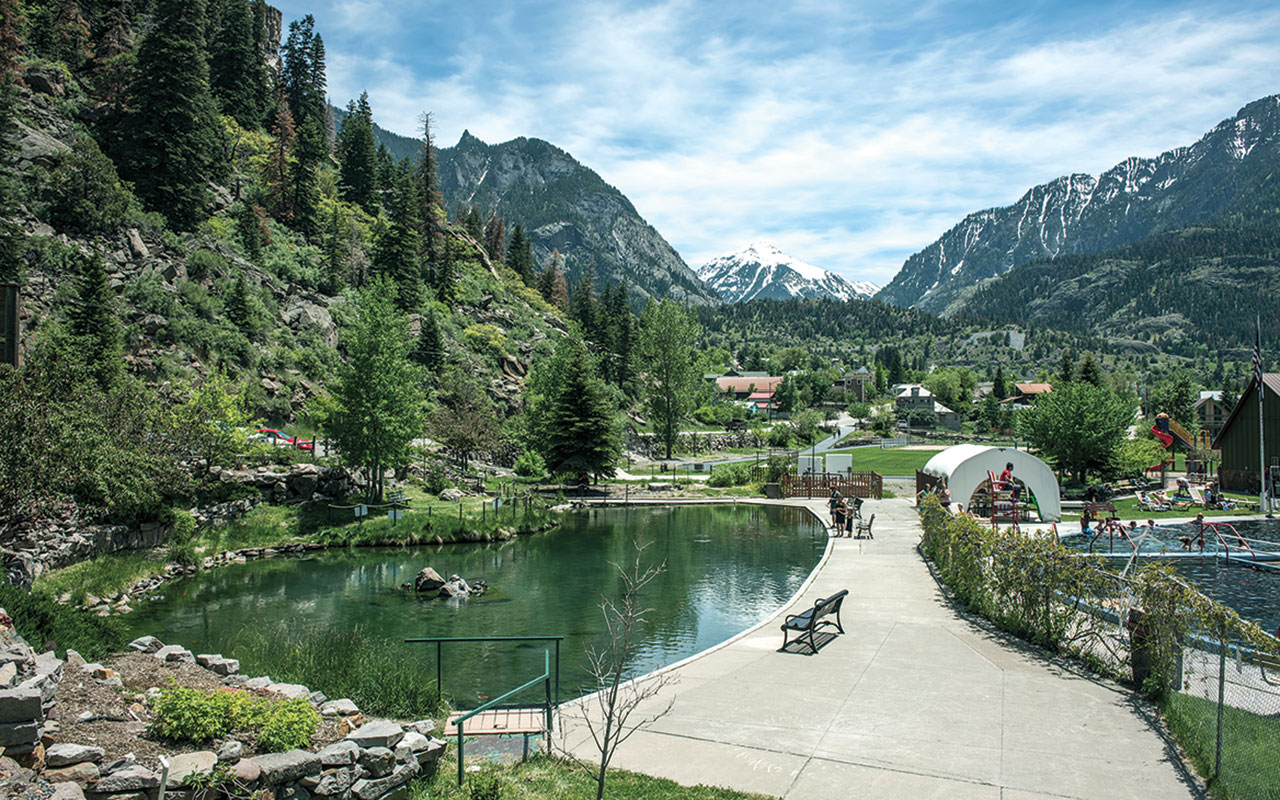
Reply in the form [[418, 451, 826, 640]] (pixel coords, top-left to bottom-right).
[[921, 445, 1062, 522]]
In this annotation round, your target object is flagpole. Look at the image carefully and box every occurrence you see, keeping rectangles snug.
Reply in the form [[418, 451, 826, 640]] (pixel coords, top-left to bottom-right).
[[1258, 315, 1268, 516]]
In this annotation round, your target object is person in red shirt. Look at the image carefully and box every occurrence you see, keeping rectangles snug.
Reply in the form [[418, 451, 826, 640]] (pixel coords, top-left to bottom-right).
[[999, 462, 1020, 501]]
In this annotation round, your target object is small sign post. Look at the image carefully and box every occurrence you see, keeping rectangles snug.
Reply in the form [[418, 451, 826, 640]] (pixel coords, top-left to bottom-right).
[[354, 504, 367, 525], [388, 508, 403, 526]]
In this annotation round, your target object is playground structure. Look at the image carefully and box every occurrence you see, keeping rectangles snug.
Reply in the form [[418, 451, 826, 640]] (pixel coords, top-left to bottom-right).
[[919, 445, 1062, 524], [1150, 413, 1219, 478]]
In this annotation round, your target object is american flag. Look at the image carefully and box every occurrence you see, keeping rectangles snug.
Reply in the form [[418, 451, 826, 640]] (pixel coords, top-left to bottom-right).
[[1255, 319, 1264, 387]]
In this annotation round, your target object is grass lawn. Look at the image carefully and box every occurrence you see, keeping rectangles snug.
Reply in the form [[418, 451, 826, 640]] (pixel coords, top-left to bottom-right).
[[412, 755, 776, 800], [1163, 691, 1280, 799], [1101, 495, 1261, 521], [820, 447, 944, 475]]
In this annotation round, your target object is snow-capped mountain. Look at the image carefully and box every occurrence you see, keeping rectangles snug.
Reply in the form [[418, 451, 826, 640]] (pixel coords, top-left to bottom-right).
[[877, 94, 1280, 314], [697, 242, 878, 304]]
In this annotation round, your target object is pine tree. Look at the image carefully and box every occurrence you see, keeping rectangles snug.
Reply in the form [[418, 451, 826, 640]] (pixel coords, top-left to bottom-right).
[[0, 0, 24, 83], [116, 0, 225, 230], [1078, 353, 1103, 387], [571, 263, 597, 340], [373, 163, 423, 311], [1060, 348, 1075, 383], [337, 92, 378, 212], [87, 0, 134, 107], [530, 335, 621, 479], [506, 223, 533, 284], [290, 114, 325, 237], [70, 252, 124, 390], [464, 206, 484, 240], [209, 0, 268, 127], [225, 271, 253, 332], [281, 15, 326, 130], [411, 304, 444, 372], [993, 364, 1008, 399], [483, 212, 506, 264], [415, 112, 446, 284], [235, 200, 264, 263], [375, 143, 395, 195], [264, 100, 296, 223], [321, 204, 350, 293]]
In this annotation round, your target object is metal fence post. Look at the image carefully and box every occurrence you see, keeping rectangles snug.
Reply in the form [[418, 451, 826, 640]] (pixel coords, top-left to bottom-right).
[[1215, 640, 1226, 778]]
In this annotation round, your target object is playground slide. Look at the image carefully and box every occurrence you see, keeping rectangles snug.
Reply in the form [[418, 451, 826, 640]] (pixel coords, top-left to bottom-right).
[[1151, 424, 1174, 448]]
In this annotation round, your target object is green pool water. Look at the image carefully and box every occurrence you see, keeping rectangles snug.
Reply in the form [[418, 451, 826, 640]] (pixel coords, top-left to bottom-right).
[[125, 504, 826, 706]]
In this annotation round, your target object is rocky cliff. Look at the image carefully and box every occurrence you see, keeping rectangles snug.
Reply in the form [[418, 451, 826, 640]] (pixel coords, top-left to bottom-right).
[[437, 132, 721, 307], [877, 95, 1280, 314]]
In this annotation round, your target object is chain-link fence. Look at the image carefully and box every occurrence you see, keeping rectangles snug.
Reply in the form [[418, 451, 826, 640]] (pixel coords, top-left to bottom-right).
[[1170, 632, 1280, 799]]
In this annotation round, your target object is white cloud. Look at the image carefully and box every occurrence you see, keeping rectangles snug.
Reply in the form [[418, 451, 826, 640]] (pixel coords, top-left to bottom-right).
[[311, 1, 1280, 285]]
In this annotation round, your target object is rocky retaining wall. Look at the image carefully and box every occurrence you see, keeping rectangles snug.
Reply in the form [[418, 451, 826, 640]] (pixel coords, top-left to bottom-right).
[[0, 627, 446, 800]]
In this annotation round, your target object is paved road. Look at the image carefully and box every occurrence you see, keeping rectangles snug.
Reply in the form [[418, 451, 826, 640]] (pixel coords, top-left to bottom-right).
[[560, 498, 1202, 799]]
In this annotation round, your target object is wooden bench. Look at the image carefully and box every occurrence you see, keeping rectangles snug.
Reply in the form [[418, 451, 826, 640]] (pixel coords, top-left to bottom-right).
[[386, 490, 411, 507], [780, 589, 848, 653], [854, 513, 874, 539]]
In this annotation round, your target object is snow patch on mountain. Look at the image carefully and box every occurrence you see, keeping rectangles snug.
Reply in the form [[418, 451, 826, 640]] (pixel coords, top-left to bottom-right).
[[697, 242, 878, 304]]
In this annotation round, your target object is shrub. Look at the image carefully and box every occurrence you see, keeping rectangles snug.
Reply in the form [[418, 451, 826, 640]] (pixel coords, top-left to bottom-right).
[[513, 450, 546, 479], [42, 135, 139, 233], [257, 698, 320, 752], [707, 461, 751, 487], [463, 323, 509, 359], [187, 249, 228, 282], [423, 461, 452, 494], [149, 682, 318, 753]]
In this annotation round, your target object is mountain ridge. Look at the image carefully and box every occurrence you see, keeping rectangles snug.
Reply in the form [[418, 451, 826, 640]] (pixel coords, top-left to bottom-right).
[[877, 94, 1280, 313]]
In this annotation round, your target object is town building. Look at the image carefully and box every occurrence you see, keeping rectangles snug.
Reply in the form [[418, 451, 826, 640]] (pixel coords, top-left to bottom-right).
[[1211, 375, 1280, 493]]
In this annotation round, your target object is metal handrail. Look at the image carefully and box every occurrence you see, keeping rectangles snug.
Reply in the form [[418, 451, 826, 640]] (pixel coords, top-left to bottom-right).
[[404, 635, 564, 707], [449, 650, 552, 786], [1203, 522, 1257, 563]]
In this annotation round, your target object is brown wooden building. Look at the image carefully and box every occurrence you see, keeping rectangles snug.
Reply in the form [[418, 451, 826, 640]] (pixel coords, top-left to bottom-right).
[[1211, 374, 1280, 492]]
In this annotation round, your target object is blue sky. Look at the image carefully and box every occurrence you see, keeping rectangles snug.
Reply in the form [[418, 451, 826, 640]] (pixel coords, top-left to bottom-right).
[[274, 0, 1280, 285]]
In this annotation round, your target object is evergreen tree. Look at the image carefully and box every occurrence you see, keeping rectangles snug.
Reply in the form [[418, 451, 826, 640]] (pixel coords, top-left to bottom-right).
[[225, 271, 253, 332], [0, 0, 25, 282], [337, 92, 378, 212], [570, 263, 597, 341], [1059, 348, 1075, 384], [70, 252, 123, 390], [209, 0, 268, 127], [375, 143, 395, 195], [88, 0, 135, 106], [281, 15, 326, 130], [326, 278, 424, 501], [415, 112, 446, 285], [464, 205, 484, 240], [321, 204, 350, 293], [1078, 353, 1103, 387], [372, 163, 423, 311], [290, 114, 326, 237], [483, 212, 506, 264], [993, 364, 1008, 399], [411, 304, 444, 372], [116, 0, 224, 230], [637, 297, 701, 460], [264, 100, 296, 223], [1220, 377, 1239, 417], [529, 335, 621, 479], [235, 200, 264, 263], [505, 223, 533, 284]]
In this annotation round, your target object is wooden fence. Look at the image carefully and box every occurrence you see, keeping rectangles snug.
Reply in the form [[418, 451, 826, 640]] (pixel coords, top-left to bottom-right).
[[780, 471, 883, 500]]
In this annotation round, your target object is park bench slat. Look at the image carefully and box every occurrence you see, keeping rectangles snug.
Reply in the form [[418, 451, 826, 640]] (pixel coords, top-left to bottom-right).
[[781, 589, 848, 654]]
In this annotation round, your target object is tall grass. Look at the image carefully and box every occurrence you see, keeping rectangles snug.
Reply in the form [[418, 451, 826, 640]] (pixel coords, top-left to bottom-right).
[[227, 622, 449, 721], [0, 584, 127, 659], [35, 552, 167, 606]]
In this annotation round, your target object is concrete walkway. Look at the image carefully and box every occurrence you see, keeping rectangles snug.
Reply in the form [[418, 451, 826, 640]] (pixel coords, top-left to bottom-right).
[[560, 498, 1203, 799]]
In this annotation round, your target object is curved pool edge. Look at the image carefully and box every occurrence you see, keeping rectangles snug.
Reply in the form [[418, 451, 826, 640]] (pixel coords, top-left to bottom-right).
[[562, 498, 833, 709]]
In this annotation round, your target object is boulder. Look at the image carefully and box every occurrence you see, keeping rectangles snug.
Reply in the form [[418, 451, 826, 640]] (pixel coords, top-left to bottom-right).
[[344, 720, 404, 750], [46, 744, 105, 767], [439, 575, 471, 599], [215, 740, 244, 762], [282, 298, 338, 348], [24, 66, 65, 97], [302, 766, 356, 796], [316, 740, 359, 766], [318, 698, 359, 718], [230, 758, 260, 783], [349, 765, 416, 800], [153, 645, 194, 664], [265, 682, 310, 701], [10, 121, 70, 167], [439, 488, 464, 502], [412, 568, 445, 593], [49, 782, 85, 800], [165, 751, 216, 788], [249, 750, 321, 785], [404, 720, 436, 737], [92, 764, 160, 792], [43, 763, 99, 786], [0, 686, 43, 723], [0, 721, 39, 747], [126, 229, 149, 260], [357, 746, 395, 778]]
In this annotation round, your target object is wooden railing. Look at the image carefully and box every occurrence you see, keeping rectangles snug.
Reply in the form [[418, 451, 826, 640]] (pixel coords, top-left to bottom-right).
[[780, 471, 883, 499]]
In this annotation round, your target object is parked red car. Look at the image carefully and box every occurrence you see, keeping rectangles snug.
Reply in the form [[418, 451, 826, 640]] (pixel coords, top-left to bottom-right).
[[254, 428, 315, 451]]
